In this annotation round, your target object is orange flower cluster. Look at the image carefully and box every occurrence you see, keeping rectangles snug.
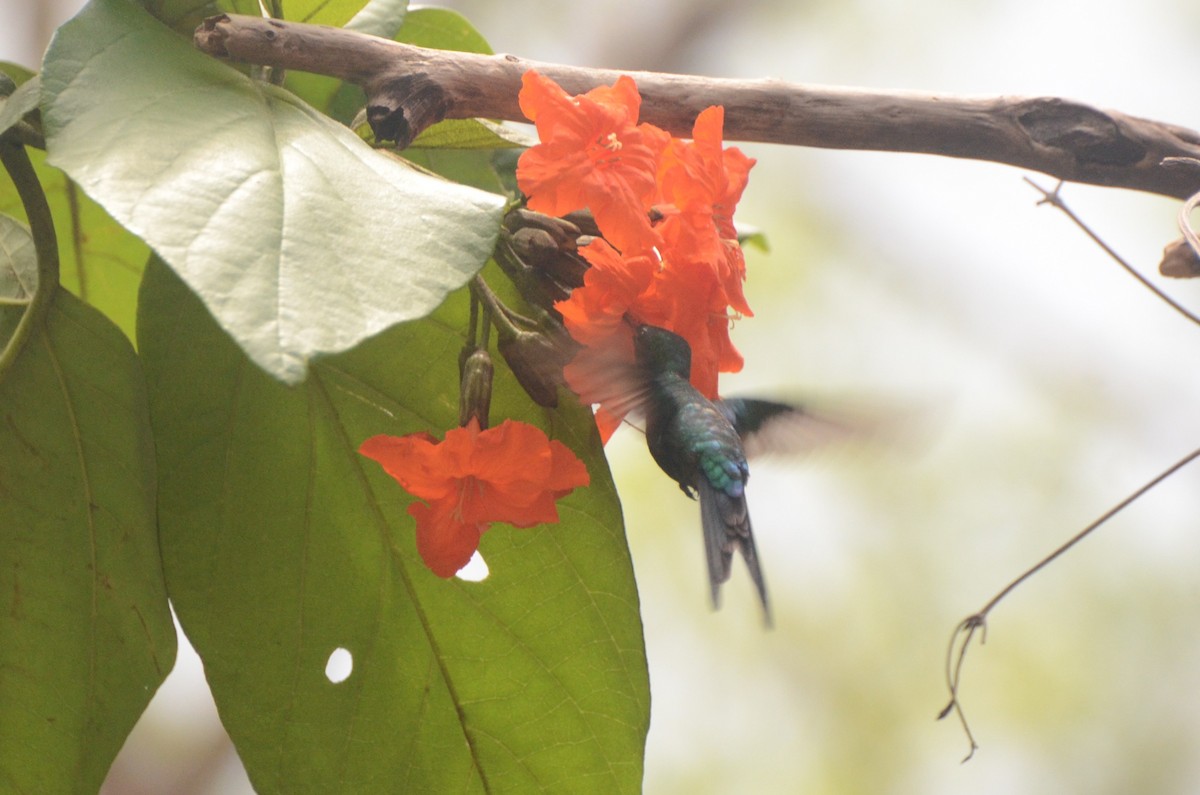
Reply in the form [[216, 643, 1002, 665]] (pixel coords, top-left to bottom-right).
[[360, 419, 589, 577], [517, 71, 756, 439]]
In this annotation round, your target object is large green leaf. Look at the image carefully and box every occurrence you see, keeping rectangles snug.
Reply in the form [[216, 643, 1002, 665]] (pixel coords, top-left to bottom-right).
[[41, 0, 505, 384], [139, 256, 648, 793], [0, 271, 176, 790]]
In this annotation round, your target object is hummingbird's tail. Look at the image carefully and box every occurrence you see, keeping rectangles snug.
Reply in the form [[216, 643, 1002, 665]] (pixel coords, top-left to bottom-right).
[[697, 480, 772, 626]]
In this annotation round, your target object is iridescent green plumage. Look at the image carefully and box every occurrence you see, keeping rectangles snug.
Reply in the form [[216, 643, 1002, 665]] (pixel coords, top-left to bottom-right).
[[634, 325, 795, 623], [623, 324, 864, 621]]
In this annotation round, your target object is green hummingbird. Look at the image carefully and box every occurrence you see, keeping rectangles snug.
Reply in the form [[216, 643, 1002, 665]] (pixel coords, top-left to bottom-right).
[[632, 324, 835, 624]]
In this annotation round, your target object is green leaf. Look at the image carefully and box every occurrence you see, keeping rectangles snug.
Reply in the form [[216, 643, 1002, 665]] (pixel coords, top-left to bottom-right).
[[400, 148, 506, 195], [0, 77, 40, 137], [139, 256, 648, 793], [0, 149, 150, 343], [345, 0, 409, 35], [0, 214, 36, 348], [395, 6, 492, 54], [409, 118, 537, 150], [42, 0, 505, 384], [0, 285, 176, 793], [219, 0, 367, 26], [0, 213, 37, 302], [138, 0, 221, 35], [0, 62, 37, 88]]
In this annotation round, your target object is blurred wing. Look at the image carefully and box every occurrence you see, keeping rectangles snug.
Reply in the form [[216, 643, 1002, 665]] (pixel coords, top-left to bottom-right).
[[718, 398, 853, 459], [563, 335, 653, 421]]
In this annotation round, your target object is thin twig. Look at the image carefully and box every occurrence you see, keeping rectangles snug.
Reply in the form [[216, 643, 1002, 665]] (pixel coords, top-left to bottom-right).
[[939, 445, 1200, 760], [939, 615, 985, 761], [1177, 187, 1200, 261], [1024, 178, 1200, 329]]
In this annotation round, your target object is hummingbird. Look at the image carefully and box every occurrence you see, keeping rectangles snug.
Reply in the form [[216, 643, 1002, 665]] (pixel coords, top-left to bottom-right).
[[631, 324, 839, 624]]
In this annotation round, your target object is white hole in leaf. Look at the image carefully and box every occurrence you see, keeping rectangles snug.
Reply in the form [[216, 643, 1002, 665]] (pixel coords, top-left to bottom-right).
[[325, 647, 353, 684], [455, 550, 489, 582]]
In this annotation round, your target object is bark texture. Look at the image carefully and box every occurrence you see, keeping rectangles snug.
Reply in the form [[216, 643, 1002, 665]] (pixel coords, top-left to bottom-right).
[[195, 13, 1200, 199]]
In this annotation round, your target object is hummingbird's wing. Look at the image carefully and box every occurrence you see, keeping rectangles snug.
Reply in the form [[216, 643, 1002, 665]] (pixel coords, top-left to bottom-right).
[[697, 478, 771, 625], [559, 338, 654, 422], [718, 398, 852, 460]]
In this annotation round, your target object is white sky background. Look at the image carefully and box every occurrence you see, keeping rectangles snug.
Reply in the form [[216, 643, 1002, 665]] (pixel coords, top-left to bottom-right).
[[5, 0, 1200, 792]]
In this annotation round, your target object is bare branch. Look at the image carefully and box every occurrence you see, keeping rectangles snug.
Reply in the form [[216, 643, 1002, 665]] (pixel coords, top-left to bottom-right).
[[195, 13, 1200, 199], [1025, 178, 1200, 328], [939, 445, 1200, 759]]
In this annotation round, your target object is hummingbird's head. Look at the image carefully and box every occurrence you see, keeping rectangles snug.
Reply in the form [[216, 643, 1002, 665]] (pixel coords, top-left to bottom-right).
[[633, 324, 691, 378]]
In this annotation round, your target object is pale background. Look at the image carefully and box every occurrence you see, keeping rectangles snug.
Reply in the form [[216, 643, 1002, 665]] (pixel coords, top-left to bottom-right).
[[5, 1, 1200, 793]]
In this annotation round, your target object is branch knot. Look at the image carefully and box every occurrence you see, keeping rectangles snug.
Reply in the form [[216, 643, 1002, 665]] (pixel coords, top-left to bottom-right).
[[366, 74, 450, 148], [1016, 98, 1146, 167]]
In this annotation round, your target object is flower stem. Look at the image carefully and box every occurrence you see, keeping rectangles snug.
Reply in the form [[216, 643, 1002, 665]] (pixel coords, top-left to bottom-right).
[[470, 275, 522, 342], [0, 139, 59, 383]]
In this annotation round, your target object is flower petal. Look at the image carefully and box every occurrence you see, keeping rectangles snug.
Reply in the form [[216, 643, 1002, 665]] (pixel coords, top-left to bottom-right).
[[359, 433, 457, 501], [516, 71, 669, 255], [557, 239, 657, 346], [461, 420, 590, 527], [409, 499, 486, 578]]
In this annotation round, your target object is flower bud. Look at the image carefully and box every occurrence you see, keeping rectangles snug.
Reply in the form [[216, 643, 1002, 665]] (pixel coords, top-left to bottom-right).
[[508, 227, 590, 295], [503, 208, 582, 247], [498, 329, 575, 408], [560, 209, 602, 238], [1160, 238, 1200, 279], [510, 227, 562, 265], [459, 348, 494, 429]]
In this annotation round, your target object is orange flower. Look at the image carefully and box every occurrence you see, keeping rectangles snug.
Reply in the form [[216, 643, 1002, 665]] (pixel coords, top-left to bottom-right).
[[521, 76, 757, 439], [637, 257, 742, 398], [557, 238, 657, 345], [554, 238, 739, 434], [517, 71, 670, 255], [656, 106, 756, 316], [359, 419, 590, 577], [556, 239, 652, 439]]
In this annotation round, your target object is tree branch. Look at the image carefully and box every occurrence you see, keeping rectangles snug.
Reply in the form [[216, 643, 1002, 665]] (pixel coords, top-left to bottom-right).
[[195, 13, 1200, 199]]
